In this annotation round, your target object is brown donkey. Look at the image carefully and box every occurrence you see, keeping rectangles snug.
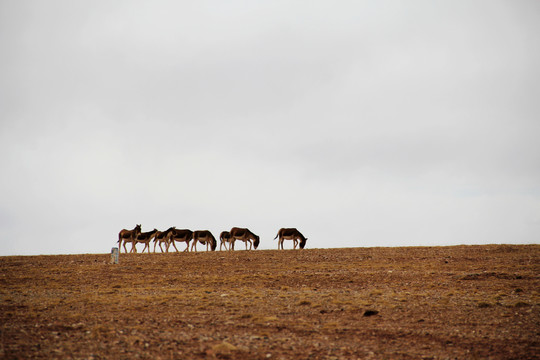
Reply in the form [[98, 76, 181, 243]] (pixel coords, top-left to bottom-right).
[[274, 228, 307, 249], [220, 231, 232, 251], [133, 229, 158, 253], [168, 229, 194, 252], [230, 227, 260, 250], [118, 224, 141, 253], [192, 230, 217, 252], [153, 227, 176, 253]]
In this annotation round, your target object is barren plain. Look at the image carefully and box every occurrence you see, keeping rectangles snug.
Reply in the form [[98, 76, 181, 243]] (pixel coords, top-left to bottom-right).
[[1, 245, 539, 359]]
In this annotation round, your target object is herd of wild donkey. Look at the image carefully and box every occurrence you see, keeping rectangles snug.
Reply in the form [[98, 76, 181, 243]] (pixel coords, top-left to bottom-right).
[[117, 225, 308, 254]]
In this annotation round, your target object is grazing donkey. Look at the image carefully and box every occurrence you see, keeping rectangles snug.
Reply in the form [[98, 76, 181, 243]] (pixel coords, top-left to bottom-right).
[[274, 228, 307, 249], [230, 227, 260, 250], [192, 230, 217, 252]]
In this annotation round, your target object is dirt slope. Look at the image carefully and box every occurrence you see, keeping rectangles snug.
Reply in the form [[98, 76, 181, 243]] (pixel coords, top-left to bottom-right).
[[1, 245, 539, 359]]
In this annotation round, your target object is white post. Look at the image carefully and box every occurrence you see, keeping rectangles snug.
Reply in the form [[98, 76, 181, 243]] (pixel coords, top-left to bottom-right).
[[111, 247, 119, 264]]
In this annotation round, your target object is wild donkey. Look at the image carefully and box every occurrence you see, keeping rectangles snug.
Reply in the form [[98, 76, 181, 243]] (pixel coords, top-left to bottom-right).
[[153, 227, 176, 253], [133, 229, 158, 253], [220, 231, 232, 251], [274, 228, 307, 249], [230, 227, 260, 250], [192, 230, 217, 252], [118, 224, 141, 253], [168, 229, 193, 252]]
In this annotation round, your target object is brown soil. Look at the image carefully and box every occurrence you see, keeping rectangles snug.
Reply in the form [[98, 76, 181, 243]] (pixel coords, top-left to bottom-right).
[[1, 245, 539, 359]]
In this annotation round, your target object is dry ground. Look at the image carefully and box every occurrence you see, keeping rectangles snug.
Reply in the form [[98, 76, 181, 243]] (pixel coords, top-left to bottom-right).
[[1, 245, 539, 359]]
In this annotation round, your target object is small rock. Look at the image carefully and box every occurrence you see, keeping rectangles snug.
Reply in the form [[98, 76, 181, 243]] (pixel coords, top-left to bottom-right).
[[363, 309, 379, 317], [212, 341, 238, 353]]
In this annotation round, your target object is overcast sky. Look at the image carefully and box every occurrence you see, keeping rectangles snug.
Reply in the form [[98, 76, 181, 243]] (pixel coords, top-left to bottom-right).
[[1, 1, 539, 256]]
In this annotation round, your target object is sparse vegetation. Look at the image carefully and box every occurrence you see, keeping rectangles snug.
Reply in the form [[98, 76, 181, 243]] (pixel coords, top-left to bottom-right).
[[0, 245, 538, 359]]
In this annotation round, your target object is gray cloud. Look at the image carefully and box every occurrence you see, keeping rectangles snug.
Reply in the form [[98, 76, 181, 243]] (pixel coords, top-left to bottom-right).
[[1, 1, 539, 255]]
